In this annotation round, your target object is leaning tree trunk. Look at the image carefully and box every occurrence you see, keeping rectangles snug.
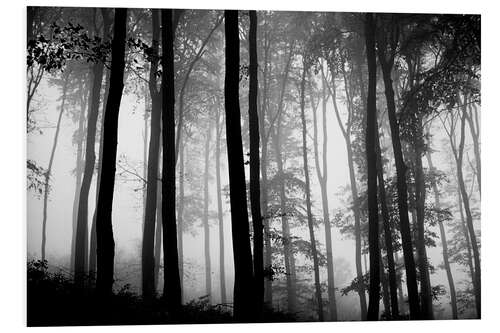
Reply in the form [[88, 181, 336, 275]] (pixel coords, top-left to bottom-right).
[[299, 60, 323, 321], [161, 8, 182, 311], [203, 122, 213, 303], [215, 106, 227, 304], [378, 48, 420, 320], [464, 103, 480, 195], [248, 9, 264, 316], [365, 13, 381, 320], [141, 8, 162, 301], [74, 54, 105, 288], [95, 8, 127, 297], [426, 151, 458, 319], [224, 10, 255, 321], [41, 69, 70, 262]]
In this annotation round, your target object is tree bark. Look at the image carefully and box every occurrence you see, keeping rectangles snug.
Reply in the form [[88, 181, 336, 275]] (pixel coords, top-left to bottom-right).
[[95, 8, 127, 297], [161, 8, 182, 311], [224, 10, 255, 321]]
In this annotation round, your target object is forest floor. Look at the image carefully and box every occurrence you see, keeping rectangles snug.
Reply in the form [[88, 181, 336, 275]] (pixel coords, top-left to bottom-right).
[[27, 260, 298, 326]]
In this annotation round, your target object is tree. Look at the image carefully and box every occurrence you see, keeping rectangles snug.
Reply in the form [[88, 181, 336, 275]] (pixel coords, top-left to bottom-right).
[[248, 9, 264, 315], [41, 68, 72, 261], [74, 9, 106, 287], [95, 8, 127, 297], [365, 13, 380, 321], [203, 121, 213, 302], [161, 8, 182, 311], [141, 8, 162, 301], [376, 16, 421, 319], [224, 10, 255, 321], [299, 57, 323, 321]]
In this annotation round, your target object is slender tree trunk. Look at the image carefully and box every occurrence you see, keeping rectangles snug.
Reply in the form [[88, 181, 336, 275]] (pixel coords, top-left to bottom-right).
[[378, 49, 420, 320], [426, 152, 458, 319], [455, 96, 481, 318], [365, 14, 381, 320], [176, 141, 184, 301], [464, 103, 480, 195], [74, 52, 105, 287], [329, 63, 367, 319], [203, 123, 213, 302], [161, 8, 182, 311], [413, 118, 434, 320], [154, 145, 162, 292], [312, 70, 337, 321], [71, 87, 87, 272], [215, 107, 227, 304], [41, 70, 70, 261], [95, 8, 127, 297], [457, 186, 476, 295], [248, 10, 264, 315], [141, 8, 162, 301], [224, 10, 255, 321], [375, 121, 399, 318], [299, 61, 323, 321]]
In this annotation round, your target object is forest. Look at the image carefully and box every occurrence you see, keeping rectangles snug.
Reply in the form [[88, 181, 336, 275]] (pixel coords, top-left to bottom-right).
[[26, 7, 480, 325]]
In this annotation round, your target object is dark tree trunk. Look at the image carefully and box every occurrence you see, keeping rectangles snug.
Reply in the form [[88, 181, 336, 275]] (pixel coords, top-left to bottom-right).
[[365, 13, 381, 320], [464, 103, 481, 195], [299, 60, 323, 321], [224, 10, 255, 321], [74, 57, 104, 287], [426, 152, 458, 319], [248, 10, 264, 315], [375, 122, 399, 318], [377, 38, 420, 320], [215, 106, 227, 304], [141, 8, 162, 300], [95, 8, 127, 297], [161, 8, 182, 311], [41, 70, 70, 262], [203, 122, 213, 302], [154, 147, 162, 292]]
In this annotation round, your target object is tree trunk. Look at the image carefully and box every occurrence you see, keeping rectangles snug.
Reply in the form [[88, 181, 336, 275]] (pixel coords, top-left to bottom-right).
[[377, 48, 420, 320], [215, 106, 227, 304], [176, 141, 184, 301], [299, 60, 323, 321], [141, 8, 162, 301], [455, 96, 481, 318], [312, 70, 337, 320], [224, 10, 255, 321], [95, 8, 127, 297], [375, 121, 399, 318], [74, 58, 104, 288], [365, 14, 381, 320], [70, 86, 87, 273], [426, 151, 458, 319], [203, 122, 213, 302], [154, 145, 162, 292], [161, 8, 182, 311], [248, 10, 264, 315], [41, 70, 70, 261], [464, 103, 480, 195]]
